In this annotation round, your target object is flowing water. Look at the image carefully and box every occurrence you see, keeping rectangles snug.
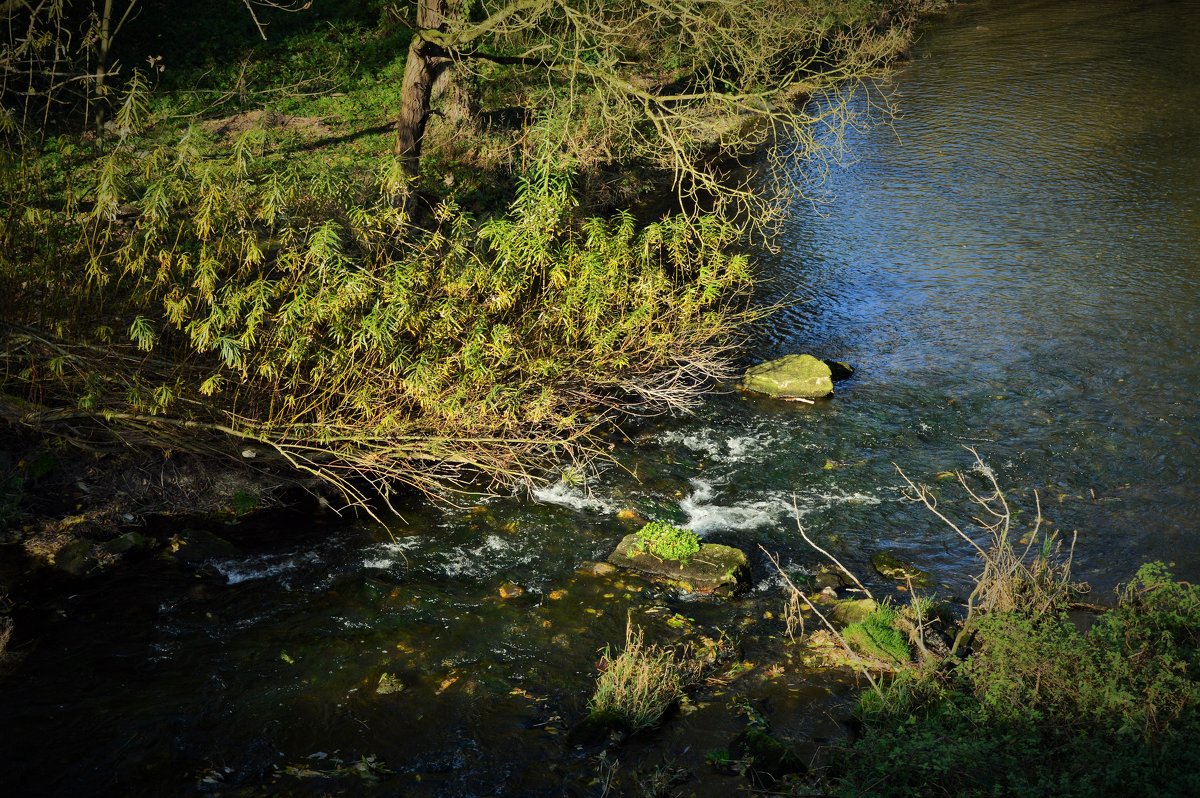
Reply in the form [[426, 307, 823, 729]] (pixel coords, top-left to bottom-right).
[[4, 1, 1199, 794]]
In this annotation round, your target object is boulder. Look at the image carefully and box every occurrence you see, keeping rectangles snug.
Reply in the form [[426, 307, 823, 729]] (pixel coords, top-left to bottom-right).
[[607, 534, 749, 596], [167, 528, 240, 566], [741, 354, 833, 399]]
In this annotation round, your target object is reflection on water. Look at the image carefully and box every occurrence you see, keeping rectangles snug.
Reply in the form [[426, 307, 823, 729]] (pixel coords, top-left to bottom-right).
[[3, 1, 1199, 794], [754, 0, 1200, 584]]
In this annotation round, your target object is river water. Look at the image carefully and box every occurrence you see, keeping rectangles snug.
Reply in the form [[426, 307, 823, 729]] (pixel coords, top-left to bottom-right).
[[4, 1, 1199, 794]]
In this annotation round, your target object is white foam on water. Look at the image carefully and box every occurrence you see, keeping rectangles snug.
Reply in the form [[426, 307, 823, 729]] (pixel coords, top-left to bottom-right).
[[678, 479, 888, 536], [210, 550, 321, 585], [361, 537, 423, 570], [532, 481, 616, 514], [795, 489, 884, 515], [753, 560, 813, 594], [437, 533, 534, 578], [679, 478, 795, 534], [658, 427, 790, 464]]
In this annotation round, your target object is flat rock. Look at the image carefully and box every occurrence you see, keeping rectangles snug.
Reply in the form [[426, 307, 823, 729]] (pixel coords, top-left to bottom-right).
[[607, 534, 749, 596], [741, 354, 833, 399]]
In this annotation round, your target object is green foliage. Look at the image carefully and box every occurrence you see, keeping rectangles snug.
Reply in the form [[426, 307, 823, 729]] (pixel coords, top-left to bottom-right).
[[631, 521, 702, 563], [230, 491, 260, 515], [835, 563, 1200, 797], [843, 603, 911, 666], [0, 0, 913, 502], [1, 112, 753, 497]]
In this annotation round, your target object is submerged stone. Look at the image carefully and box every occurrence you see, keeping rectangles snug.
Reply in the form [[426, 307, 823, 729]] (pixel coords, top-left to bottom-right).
[[578, 561, 618, 577], [498, 581, 525, 599], [732, 727, 807, 781], [376, 672, 405, 695], [870, 551, 932, 587], [740, 354, 834, 399], [814, 565, 852, 591], [607, 534, 749, 596]]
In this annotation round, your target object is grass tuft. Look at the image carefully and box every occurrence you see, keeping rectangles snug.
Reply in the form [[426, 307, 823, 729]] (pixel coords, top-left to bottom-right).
[[588, 619, 695, 732]]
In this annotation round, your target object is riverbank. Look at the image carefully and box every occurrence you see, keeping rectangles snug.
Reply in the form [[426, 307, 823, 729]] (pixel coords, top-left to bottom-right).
[[0, 0, 935, 514]]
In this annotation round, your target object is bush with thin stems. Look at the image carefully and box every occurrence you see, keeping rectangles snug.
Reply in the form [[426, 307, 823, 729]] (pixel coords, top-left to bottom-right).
[[895, 447, 1086, 653]]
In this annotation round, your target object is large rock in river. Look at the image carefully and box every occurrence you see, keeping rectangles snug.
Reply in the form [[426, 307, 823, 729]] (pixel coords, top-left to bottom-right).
[[607, 534, 750, 596], [741, 354, 833, 399]]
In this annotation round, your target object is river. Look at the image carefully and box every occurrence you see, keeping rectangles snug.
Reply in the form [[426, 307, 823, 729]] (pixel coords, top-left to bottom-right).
[[3, 0, 1198, 794]]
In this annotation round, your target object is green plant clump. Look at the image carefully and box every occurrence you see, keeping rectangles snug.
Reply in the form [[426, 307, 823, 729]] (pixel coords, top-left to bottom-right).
[[588, 621, 691, 732], [842, 603, 911, 666], [836, 563, 1200, 798], [631, 521, 702, 562]]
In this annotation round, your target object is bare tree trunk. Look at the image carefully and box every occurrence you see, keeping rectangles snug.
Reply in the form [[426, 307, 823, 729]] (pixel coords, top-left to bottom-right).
[[394, 0, 450, 179], [93, 0, 115, 128], [430, 0, 476, 130]]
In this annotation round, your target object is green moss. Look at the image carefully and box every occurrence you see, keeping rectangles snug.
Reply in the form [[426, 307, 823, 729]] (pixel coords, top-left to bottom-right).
[[630, 521, 701, 563], [843, 605, 911, 666]]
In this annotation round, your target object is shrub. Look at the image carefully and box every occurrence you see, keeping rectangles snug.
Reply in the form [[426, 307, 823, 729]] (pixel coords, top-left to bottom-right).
[[630, 521, 701, 563], [836, 562, 1200, 797]]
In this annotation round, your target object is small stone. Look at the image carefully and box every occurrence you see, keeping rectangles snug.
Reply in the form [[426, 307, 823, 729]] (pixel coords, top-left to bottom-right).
[[104, 531, 151, 554], [498, 581, 525, 599], [579, 561, 618, 577], [616, 509, 643, 521], [548, 589, 567, 600]]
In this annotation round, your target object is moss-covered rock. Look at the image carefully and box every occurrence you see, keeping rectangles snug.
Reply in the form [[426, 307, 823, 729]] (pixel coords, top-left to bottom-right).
[[831, 598, 879, 625], [740, 354, 833, 399], [870, 551, 932, 587], [104, 531, 152, 554], [54, 538, 98, 575], [607, 534, 749, 596]]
